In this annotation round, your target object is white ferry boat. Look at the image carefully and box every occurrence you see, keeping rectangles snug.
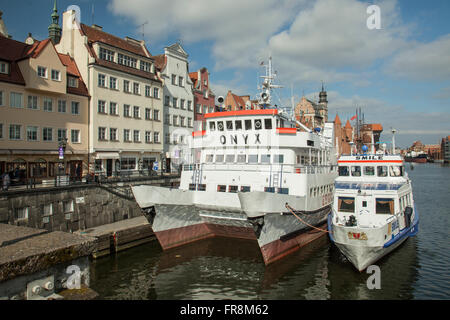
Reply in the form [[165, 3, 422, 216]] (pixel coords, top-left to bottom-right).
[[328, 150, 419, 271], [132, 59, 338, 264]]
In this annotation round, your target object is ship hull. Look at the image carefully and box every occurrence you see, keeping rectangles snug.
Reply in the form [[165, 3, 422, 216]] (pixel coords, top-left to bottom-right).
[[131, 185, 331, 265]]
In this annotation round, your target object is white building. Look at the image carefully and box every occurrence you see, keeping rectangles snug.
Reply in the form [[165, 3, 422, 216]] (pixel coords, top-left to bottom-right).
[[153, 43, 194, 172], [56, 10, 163, 177]]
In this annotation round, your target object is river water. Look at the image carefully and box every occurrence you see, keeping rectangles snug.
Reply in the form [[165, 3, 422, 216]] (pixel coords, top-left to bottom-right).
[[89, 163, 449, 300]]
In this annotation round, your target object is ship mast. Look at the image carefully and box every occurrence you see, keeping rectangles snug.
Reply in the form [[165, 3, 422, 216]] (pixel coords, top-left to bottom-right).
[[257, 57, 283, 109]]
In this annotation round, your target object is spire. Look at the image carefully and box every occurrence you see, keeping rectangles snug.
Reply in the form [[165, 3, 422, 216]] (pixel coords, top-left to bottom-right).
[[48, 0, 62, 44], [319, 81, 327, 104]]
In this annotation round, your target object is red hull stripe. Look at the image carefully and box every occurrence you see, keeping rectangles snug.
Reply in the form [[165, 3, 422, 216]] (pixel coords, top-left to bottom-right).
[[204, 109, 278, 119], [338, 160, 403, 163], [276, 127, 297, 134]]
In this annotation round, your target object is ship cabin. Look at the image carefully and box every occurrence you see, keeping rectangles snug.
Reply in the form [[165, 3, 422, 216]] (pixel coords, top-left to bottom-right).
[[181, 109, 336, 198], [334, 154, 414, 230]]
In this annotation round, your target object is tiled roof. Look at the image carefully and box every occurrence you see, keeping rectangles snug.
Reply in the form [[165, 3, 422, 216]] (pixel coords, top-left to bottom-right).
[[189, 71, 198, 88], [152, 54, 166, 71], [80, 23, 150, 58], [345, 119, 352, 128], [367, 123, 383, 131], [334, 114, 342, 125], [94, 58, 161, 82], [0, 35, 31, 85]]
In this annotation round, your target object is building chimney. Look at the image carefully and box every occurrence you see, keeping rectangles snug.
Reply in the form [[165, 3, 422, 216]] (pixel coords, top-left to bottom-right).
[[91, 24, 103, 31]]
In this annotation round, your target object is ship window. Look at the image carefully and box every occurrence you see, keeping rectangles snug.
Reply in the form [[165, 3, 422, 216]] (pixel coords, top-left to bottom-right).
[[254, 119, 262, 130], [248, 154, 258, 163], [351, 166, 361, 177], [338, 197, 355, 213], [217, 121, 224, 131], [215, 154, 224, 162], [273, 154, 284, 164], [362, 201, 367, 207], [278, 188, 289, 194], [364, 166, 375, 176], [264, 119, 272, 129], [206, 154, 214, 163], [226, 154, 235, 163], [198, 184, 206, 191], [241, 186, 251, 192], [189, 184, 196, 190], [245, 120, 252, 130], [390, 165, 403, 177], [261, 154, 270, 164], [229, 185, 238, 193], [209, 121, 216, 131], [377, 166, 388, 177], [217, 185, 226, 192], [237, 154, 246, 163], [264, 187, 275, 193], [376, 198, 394, 214], [235, 120, 242, 130], [226, 121, 233, 130]]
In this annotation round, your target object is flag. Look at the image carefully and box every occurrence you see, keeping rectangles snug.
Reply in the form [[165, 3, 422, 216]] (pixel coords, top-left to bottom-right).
[[350, 114, 357, 121]]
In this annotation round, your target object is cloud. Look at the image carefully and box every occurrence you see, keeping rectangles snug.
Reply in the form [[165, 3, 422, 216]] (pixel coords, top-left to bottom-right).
[[385, 34, 450, 81]]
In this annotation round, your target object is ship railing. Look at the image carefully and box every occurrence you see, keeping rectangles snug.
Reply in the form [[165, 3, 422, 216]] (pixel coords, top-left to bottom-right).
[[182, 163, 335, 174]]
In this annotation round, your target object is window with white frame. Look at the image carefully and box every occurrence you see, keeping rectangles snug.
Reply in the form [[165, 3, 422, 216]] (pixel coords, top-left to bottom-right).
[[71, 101, 80, 115], [153, 109, 159, 121], [42, 127, 53, 141], [145, 108, 152, 120], [145, 131, 152, 143], [180, 116, 185, 127], [145, 85, 151, 97], [118, 53, 137, 68], [133, 106, 140, 118], [28, 95, 38, 110], [123, 104, 131, 117], [98, 100, 106, 113], [110, 102, 118, 115], [43, 97, 52, 112], [110, 77, 117, 90], [57, 100, 66, 113], [27, 126, 38, 141], [58, 128, 67, 142], [123, 129, 131, 142], [98, 73, 106, 87], [9, 124, 21, 140], [68, 76, 78, 88], [110, 128, 118, 141], [173, 115, 178, 126], [133, 82, 140, 95], [37, 66, 47, 78], [172, 74, 176, 85], [196, 104, 201, 113], [98, 127, 107, 141], [71, 129, 80, 143], [10, 92, 23, 108], [153, 87, 159, 98], [178, 76, 183, 87], [180, 99, 185, 109], [99, 47, 115, 62], [140, 61, 151, 72], [51, 69, 61, 81], [164, 95, 170, 106], [133, 130, 140, 142], [123, 80, 130, 93], [188, 118, 192, 128], [0, 61, 8, 74], [15, 207, 29, 220], [172, 97, 178, 108], [187, 100, 192, 111], [154, 131, 160, 143]]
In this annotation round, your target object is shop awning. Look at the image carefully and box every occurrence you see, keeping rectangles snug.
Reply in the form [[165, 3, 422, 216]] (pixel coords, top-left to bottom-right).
[[95, 152, 120, 160]]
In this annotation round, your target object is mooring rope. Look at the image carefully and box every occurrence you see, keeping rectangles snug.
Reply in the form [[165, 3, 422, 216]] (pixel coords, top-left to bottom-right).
[[285, 203, 329, 233]]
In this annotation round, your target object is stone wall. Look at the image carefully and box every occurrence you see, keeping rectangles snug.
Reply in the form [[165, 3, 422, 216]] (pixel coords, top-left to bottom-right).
[[0, 177, 178, 232]]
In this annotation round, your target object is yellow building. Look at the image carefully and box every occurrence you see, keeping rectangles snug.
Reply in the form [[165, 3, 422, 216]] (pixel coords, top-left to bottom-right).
[[0, 35, 89, 183]]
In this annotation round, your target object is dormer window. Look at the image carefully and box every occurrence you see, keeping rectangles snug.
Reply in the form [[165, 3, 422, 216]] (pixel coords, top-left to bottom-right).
[[99, 47, 115, 62], [68, 76, 78, 88], [0, 62, 8, 74], [37, 66, 47, 78], [140, 61, 151, 72]]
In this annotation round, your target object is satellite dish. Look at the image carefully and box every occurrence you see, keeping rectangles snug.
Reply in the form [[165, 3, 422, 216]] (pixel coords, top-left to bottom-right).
[[261, 92, 269, 101]]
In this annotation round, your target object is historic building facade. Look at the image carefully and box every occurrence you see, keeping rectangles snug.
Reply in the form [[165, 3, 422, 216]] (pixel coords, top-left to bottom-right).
[[295, 85, 328, 130], [153, 43, 194, 172], [189, 67, 215, 131], [56, 9, 163, 177], [0, 35, 89, 182]]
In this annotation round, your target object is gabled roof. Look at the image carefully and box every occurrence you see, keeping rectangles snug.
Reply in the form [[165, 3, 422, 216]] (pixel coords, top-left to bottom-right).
[[334, 114, 342, 125], [80, 23, 150, 58], [165, 42, 188, 57], [58, 53, 89, 97], [151, 54, 166, 71], [345, 119, 352, 129]]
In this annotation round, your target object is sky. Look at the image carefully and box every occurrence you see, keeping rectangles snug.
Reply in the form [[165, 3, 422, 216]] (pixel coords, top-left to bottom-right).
[[1, 0, 449, 148]]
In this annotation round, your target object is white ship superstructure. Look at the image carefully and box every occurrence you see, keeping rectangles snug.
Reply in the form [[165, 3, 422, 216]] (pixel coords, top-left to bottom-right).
[[328, 153, 419, 271], [132, 58, 338, 264]]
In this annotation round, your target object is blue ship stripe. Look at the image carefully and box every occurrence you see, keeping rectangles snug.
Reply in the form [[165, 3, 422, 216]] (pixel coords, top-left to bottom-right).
[[383, 205, 419, 248]]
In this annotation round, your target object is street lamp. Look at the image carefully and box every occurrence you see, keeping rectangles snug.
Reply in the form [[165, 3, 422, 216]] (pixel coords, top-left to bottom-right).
[[58, 138, 68, 175], [391, 128, 397, 155]]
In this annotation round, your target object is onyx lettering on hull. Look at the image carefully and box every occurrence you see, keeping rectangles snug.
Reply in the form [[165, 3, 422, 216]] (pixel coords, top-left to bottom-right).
[[220, 134, 261, 145]]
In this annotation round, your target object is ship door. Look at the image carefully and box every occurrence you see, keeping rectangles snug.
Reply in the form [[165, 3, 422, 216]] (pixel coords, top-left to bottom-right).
[[357, 195, 373, 216]]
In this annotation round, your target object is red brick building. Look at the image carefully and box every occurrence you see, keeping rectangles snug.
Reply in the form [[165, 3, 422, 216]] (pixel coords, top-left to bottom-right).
[[189, 67, 215, 130]]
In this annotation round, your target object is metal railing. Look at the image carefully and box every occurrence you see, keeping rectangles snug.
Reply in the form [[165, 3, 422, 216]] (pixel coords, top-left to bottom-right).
[[182, 163, 336, 174]]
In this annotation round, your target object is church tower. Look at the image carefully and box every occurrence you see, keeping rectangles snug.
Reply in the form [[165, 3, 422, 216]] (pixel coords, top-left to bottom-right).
[[318, 81, 328, 123], [48, 0, 62, 44]]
